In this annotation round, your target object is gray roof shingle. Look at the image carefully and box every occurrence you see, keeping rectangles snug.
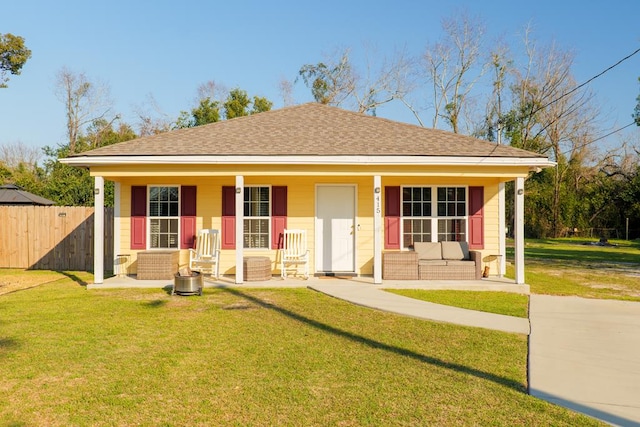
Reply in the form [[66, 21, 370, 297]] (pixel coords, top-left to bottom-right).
[[0, 184, 55, 205], [72, 103, 545, 159]]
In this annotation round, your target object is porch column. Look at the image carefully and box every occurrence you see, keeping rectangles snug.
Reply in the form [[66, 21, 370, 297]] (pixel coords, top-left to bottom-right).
[[235, 175, 244, 284], [514, 177, 525, 284], [373, 175, 382, 284], [498, 182, 506, 276], [94, 176, 104, 284], [113, 182, 121, 275]]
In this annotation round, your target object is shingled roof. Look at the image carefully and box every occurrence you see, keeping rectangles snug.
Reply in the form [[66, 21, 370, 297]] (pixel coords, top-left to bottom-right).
[[0, 184, 55, 205], [71, 103, 545, 159]]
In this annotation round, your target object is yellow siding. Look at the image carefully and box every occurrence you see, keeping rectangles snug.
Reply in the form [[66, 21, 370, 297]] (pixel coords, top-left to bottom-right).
[[115, 175, 507, 277], [93, 163, 533, 179]]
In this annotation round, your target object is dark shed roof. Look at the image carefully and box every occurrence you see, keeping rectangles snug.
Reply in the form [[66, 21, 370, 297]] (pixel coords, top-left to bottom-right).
[[0, 184, 55, 205]]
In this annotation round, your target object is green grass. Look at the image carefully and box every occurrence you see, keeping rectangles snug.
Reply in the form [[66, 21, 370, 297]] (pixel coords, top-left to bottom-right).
[[519, 238, 640, 264], [384, 290, 529, 318], [0, 272, 601, 426], [506, 238, 640, 300]]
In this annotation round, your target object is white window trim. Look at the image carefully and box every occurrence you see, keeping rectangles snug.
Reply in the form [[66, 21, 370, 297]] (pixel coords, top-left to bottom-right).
[[147, 184, 181, 250], [400, 185, 469, 249], [243, 185, 272, 250]]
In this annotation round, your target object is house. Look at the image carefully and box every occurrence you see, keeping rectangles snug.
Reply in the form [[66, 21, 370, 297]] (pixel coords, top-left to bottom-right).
[[60, 103, 554, 285]]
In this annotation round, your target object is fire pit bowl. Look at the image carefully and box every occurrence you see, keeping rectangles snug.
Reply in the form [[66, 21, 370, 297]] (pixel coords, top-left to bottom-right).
[[173, 272, 203, 296]]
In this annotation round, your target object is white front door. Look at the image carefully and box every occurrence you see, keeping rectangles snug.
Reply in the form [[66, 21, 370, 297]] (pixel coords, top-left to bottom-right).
[[315, 185, 356, 273]]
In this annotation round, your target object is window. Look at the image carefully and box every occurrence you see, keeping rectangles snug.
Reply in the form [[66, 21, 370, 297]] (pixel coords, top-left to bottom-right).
[[148, 186, 179, 249], [402, 187, 432, 248], [401, 186, 467, 247], [243, 186, 270, 249], [437, 187, 466, 242]]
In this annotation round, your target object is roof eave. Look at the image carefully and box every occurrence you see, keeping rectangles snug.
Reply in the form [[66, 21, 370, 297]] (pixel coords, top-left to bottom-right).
[[60, 155, 556, 169]]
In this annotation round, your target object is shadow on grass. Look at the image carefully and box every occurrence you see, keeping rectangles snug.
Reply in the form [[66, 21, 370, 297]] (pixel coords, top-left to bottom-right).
[[144, 300, 168, 308], [222, 287, 527, 394], [0, 337, 20, 353], [59, 271, 89, 287]]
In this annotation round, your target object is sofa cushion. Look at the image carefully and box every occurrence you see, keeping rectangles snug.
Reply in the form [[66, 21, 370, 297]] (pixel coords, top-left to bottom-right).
[[445, 260, 476, 266], [414, 242, 442, 260], [418, 259, 447, 266], [441, 241, 470, 260]]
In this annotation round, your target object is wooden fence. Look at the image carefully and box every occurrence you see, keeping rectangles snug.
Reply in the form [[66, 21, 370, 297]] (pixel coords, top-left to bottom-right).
[[0, 206, 114, 271]]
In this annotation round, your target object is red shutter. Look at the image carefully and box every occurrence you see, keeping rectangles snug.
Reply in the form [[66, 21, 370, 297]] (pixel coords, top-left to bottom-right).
[[180, 186, 197, 249], [221, 186, 236, 249], [130, 186, 147, 249], [385, 186, 401, 249], [468, 186, 484, 249], [271, 186, 287, 249]]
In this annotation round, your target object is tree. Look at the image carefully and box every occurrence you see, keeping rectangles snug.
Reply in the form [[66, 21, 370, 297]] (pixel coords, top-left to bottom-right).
[[0, 141, 42, 170], [134, 94, 174, 136], [495, 30, 602, 238], [298, 49, 356, 106], [421, 12, 486, 133], [42, 118, 136, 207], [175, 85, 273, 128], [251, 95, 273, 114], [55, 67, 113, 153], [480, 43, 512, 142], [634, 77, 640, 126], [224, 88, 251, 119], [278, 77, 295, 107], [0, 141, 46, 197], [0, 33, 31, 88], [298, 46, 416, 117], [176, 97, 220, 128], [223, 88, 272, 119]]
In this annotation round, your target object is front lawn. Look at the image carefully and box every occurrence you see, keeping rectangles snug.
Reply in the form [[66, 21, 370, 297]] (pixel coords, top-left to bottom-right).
[[510, 238, 640, 300], [0, 272, 601, 426], [384, 290, 529, 317]]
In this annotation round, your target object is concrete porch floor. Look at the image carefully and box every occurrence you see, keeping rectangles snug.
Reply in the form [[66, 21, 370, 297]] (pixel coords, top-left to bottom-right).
[[89, 274, 529, 294]]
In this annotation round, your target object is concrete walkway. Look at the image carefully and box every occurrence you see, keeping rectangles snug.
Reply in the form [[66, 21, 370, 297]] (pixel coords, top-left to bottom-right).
[[309, 282, 531, 335], [529, 295, 640, 426]]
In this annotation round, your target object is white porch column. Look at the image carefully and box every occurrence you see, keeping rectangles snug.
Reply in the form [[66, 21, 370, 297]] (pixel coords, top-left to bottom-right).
[[514, 177, 525, 284], [94, 176, 104, 284], [235, 176, 244, 284], [373, 175, 382, 284], [498, 182, 506, 276], [113, 182, 121, 274]]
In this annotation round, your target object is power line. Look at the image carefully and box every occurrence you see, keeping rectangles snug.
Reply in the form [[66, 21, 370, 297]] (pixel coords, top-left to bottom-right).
[[531, 46, 640, 117], [561, 121, 636, 156], [500, 46, 640, 152]]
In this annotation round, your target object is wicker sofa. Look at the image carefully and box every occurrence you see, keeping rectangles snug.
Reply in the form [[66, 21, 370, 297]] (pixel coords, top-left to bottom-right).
[[383, 241, 482, 280]]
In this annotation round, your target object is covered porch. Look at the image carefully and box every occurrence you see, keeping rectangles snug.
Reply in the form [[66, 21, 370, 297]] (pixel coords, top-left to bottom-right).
[[89, 174, 530, 286], [89, 272, 529, 294]]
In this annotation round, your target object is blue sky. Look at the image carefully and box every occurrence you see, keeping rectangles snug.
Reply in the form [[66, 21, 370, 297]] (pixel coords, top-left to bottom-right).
[[1, 0, 639, 152]]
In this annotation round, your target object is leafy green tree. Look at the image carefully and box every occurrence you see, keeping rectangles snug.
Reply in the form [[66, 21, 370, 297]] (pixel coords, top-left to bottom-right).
[[224, 88, 251, 119], [0, 33, 31, 88], [251, 96, 273, 114], [193, 98, 220, 125], [42, 118, 137, 206], [175, 98, 220, 129]]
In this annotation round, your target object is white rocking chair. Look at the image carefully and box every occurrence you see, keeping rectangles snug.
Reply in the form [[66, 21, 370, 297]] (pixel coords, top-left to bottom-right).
[[281, 229, 310, 279], [189, 229, 220, 278]]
